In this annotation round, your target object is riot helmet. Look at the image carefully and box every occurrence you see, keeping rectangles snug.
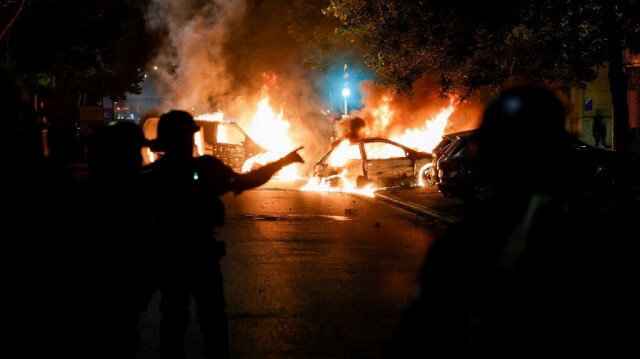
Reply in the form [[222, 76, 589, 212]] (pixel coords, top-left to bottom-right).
[[149, 110, 199, 153]]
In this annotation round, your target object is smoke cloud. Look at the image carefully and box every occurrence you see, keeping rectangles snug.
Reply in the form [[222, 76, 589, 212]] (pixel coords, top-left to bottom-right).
[[337, 77, 484, 142], [144, 1, 483, 172], [145, 0, 333, 173]]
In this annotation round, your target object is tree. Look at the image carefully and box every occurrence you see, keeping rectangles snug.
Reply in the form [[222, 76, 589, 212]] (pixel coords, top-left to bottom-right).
[[325, 0, 640, 154], [286, 0, 361, 72], [0, 0, 26, 41], [1, 0, 157, 160]]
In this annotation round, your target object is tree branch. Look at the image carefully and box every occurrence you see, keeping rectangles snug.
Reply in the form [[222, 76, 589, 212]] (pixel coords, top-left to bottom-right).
[[0, 0, 27, 41]]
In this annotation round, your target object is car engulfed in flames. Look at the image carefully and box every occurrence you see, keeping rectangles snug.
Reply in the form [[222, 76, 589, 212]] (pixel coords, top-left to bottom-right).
[[141, 114, 268, 172], [309, 138, 433, 191]]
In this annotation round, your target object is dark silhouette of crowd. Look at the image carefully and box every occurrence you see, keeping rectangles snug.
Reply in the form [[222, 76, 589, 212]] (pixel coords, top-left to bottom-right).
[[4, 67, 637, 358], [2, 69, 303, 358]]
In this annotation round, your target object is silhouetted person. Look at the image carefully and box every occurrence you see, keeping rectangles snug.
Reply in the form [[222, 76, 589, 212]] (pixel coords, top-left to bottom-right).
[[1, 69, 78, 356], [592, 108, 606, 148], [141, 110, 303, 359], [390, 85, 636, 356], [76, 120, 153, 358]]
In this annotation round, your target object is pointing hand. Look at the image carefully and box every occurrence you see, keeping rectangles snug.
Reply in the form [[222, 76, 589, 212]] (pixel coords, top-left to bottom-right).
[[282, 146, 304, 165]]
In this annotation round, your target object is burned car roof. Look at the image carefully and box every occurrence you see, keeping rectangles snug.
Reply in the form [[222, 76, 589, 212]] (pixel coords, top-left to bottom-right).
[[313, 137, 433, 189]]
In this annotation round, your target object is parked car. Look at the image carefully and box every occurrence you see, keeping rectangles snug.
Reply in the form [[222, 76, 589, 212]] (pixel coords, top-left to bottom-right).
[[566, 138, 638, 198], [425, 129, 476, 185], [434, 130, 492, 203], [312, 138, 432, 188], [434, 129, 637, 204], [142, 116, 266, 172]]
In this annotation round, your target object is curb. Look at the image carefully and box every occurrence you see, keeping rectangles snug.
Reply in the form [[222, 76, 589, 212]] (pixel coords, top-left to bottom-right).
[[374, 191, 459, 224]]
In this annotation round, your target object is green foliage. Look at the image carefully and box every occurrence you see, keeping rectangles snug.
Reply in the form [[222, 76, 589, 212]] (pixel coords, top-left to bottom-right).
[[326, 0, 640, 99], [286, 0, 365, 73], [36, 72, 53, 87], [2, 0, 156, 103]]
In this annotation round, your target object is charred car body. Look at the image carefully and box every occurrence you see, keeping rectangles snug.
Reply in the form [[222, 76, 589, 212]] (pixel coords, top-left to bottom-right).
[[142, 116, 266, 172], [312, 138, 433, 188]]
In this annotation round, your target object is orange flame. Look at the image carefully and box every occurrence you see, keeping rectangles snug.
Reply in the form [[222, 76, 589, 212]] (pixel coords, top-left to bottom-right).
[[302, 97, 457, 195], [390, 101, 455, 153], [301, 170, 376, 197], [240, 91, 300, 179]]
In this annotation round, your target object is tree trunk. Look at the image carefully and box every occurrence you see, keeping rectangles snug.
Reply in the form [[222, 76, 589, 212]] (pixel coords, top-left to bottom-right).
[[0, 0, 26, 41], [605, 3, 631, 155]]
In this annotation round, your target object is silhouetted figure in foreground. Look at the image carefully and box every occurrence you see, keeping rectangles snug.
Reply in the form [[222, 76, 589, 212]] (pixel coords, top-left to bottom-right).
[[390, 86, 636, 356], [1, 70, 77, 356], [141, 110, 303, 359], [76, 120, 153, 358]]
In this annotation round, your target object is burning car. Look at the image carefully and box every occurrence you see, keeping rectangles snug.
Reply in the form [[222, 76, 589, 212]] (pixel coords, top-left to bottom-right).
[[312, 138, 433, 188], [141, 115, 267, 172]]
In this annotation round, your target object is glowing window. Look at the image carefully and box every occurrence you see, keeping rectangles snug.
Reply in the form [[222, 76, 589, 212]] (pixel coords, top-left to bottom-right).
[[216, 123, 245, 145], [364, 142, 406, 159], [328, 142, 361, 167]]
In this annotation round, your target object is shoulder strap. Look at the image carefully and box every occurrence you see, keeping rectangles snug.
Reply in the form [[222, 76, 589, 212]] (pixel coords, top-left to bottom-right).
[[498, 193, 553, 271]]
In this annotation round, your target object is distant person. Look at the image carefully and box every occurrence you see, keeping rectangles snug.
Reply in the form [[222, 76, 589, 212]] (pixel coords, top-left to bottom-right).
[[141, 110, 303, 359], [77, 120, 154, 358], [389, 85, 635, 356], [592, 108, 606, 148]]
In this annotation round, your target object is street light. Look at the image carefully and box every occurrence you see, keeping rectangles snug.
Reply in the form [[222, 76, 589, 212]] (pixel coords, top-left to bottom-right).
[[341, 87, 351, 115]]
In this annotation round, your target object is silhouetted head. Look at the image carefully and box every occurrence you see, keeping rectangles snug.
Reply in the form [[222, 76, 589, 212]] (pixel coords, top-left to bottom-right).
[[473, 85, 572, 192], [150, 110, 198, 157], [475, 85, 568, 155], [91, 121, 147, 179]]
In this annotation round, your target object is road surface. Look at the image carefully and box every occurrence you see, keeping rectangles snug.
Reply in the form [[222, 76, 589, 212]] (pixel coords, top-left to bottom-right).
[[137, 179, 437, 358]]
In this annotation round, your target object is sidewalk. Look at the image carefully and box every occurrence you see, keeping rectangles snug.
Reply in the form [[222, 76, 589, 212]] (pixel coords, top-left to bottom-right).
[[375, 184, 469, 225], [377, 181, 640, 228]]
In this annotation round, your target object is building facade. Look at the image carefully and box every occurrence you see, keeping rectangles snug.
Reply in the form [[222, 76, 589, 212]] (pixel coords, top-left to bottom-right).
[[569, 50, 640, 156]]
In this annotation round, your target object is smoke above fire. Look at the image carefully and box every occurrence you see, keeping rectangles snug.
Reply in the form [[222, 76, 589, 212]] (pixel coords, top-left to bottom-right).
[[336, 77, 484, 147], [144, 1, 484, 177], [145, 0, 333, 173]]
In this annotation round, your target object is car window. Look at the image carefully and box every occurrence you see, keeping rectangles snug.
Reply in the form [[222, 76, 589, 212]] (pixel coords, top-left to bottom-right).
[[327, 142, 361, 166], [449, 138, 469, 156], [442, 140, 460, 156], [433, 137, 452, 153], [217, 123, 245, 145], [142, 117, 159, 140], [364, 142, 406, 159]]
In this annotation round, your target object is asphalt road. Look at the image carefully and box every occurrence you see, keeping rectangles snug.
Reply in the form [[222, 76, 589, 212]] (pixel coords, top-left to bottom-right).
[[136, 178, 438, 358]]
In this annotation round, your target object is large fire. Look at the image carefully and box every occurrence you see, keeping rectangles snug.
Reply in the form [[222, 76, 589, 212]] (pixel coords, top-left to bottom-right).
[[301, 99, 457, 195], [390, 101, 455, 154], [301, 170, 377, 198], [239, 93, 300, 179], [189, 87, 302, 179], [150, 83, 458, 196]]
